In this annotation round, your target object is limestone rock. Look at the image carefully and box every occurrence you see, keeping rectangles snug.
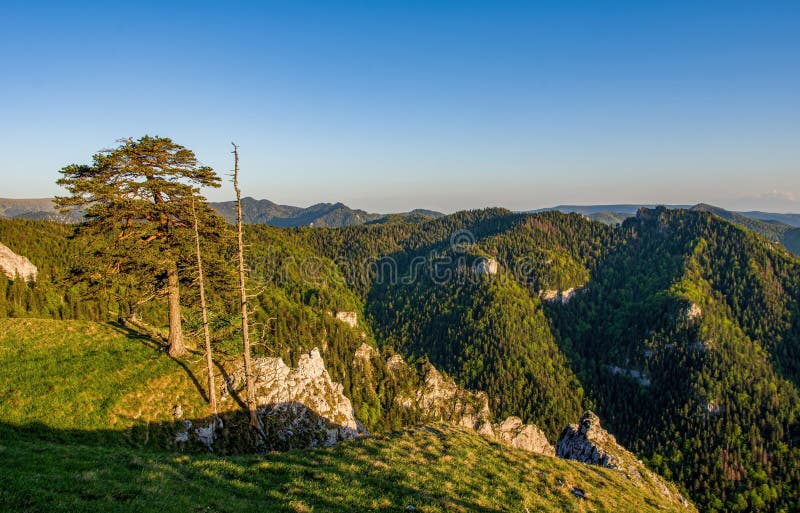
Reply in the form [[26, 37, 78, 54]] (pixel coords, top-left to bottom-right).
[[352, 343, 379, 380], [222, 348, 365, 449], [540, 287, 582, 304], [387, 353, 553, 456], [386, 354, 407, 373], [492, 416, 555, 456], [556, 411, 622, 469], [0, 242, 37, 282], [353, 342, 377, 363], [412, 364, 492, 430], [475, 257, 499, 275], [685, 303, 702, 321], [540, 290, 559, 301], [607, 365, 651, 387], [560, 287, 577, 304], [334, 311, 358, 328]]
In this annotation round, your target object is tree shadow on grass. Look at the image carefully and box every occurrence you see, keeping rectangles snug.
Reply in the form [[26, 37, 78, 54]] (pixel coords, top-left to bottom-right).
[[108, 321, 209, 403]]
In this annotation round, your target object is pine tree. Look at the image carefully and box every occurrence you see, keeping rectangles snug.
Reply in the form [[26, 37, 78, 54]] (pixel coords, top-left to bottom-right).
[[55, 135, 221, 357]]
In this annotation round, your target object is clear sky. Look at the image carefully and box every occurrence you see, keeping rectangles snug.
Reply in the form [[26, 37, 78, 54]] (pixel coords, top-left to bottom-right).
[[1, 0, 799, 213]]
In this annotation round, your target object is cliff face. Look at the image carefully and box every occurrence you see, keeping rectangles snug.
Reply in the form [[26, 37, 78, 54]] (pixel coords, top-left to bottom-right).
[[0, 242, 37, 282], [217, 348, 364, 450]]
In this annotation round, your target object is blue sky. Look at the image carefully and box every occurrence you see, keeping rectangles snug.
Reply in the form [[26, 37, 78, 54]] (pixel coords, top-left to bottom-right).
[[1, 1, 799, 213]]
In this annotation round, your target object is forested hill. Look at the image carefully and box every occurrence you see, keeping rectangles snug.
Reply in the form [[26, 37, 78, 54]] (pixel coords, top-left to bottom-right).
[[3, 206, 800, 512], [297, 206, 800, 513]]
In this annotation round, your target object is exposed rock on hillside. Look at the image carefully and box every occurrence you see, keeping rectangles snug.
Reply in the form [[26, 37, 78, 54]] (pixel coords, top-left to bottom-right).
[[557, 411, 622, 469], [328, 310, 358, 328], [386, 353, 554, 455], [0, 242, 37, 282], [540, 287, 582, 304], [476, 257, 499, 275], [685, 303, 702, 321], [557, 411, 690, 508], [410, 363, 492, 430], [490, 416, 555, 456], [221, 348, 364, 449]]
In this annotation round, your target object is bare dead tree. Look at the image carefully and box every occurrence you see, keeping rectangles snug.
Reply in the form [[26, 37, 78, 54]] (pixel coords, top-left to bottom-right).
[[191, 197, 218, 420], [232, 142, 263, 436]]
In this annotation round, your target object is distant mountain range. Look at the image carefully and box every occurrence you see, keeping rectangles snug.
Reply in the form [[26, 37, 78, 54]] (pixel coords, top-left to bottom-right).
[[534, 203, 800, 254], [537, 204, 800, 226], [0, 197, 444, 228], [3, 196, 800, 254]]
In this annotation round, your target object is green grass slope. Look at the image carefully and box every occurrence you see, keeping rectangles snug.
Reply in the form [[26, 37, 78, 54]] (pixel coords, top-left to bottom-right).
[[0, 318, 210, 444], [0, 318, 693, 513]]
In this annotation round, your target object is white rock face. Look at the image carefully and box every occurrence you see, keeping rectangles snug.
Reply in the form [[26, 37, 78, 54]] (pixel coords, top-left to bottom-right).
[[685, 303, 702, 321], [0, 242, 37, 282], [334, 311, 358, 328], [560, 288, 577, 304], [476, 257, 499, 275], [413, 364, 492, 430], [540, 287, 582, 304], [353, 342, 377, 362], [222, 348, 364, 449], [540, 290, 560, 301], [493, 416, 555, 456], [557, 411, 623, 469]]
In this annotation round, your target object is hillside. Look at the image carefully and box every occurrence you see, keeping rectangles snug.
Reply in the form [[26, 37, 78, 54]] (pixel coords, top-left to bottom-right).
[[209, 197, 384, 227], [296, 208, 800, 513], [0, 197, 83, 223], [539, 203, 800, 255], [0, 318, 693, 513], [4, 208, 800, 512], [691, 203, 800, 255]]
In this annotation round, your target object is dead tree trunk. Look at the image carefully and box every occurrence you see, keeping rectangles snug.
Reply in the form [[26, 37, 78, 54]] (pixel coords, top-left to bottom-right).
[[232, 142, 263, 436], [166, 262, 187, 358], [191, 198, 218, 418]]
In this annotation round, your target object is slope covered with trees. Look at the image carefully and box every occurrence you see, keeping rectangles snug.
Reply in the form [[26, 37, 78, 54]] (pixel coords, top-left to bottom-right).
[[551, 208, 800, 513]]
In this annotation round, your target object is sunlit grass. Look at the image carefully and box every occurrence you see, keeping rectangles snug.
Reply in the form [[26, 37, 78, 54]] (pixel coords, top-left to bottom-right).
[[0, 319, 693, 512]]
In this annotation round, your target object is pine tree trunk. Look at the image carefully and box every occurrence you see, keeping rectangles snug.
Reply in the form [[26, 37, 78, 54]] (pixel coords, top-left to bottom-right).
[[166, 263, 187, 358], [232, 143, 263, 436], [192, 199, 218, 417]]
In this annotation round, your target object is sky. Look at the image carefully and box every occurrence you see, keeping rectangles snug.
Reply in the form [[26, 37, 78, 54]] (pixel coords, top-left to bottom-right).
[[1, 0, 799, 213]]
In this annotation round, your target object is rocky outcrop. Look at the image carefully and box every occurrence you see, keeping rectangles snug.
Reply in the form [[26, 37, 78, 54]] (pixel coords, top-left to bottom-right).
[[387, 353, 554, 455], [685, 303, 702, 321], [557, 411, 690, 508], [411, 364, 492, 430], [540, 287, 582, 304], [0, 242, 37, 282], [332, 311, 358, 328], [475, 257, 499, 275], [221, 348, 364, 449], [557, 411, 623, 469], [490, 416, 555, 456]]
